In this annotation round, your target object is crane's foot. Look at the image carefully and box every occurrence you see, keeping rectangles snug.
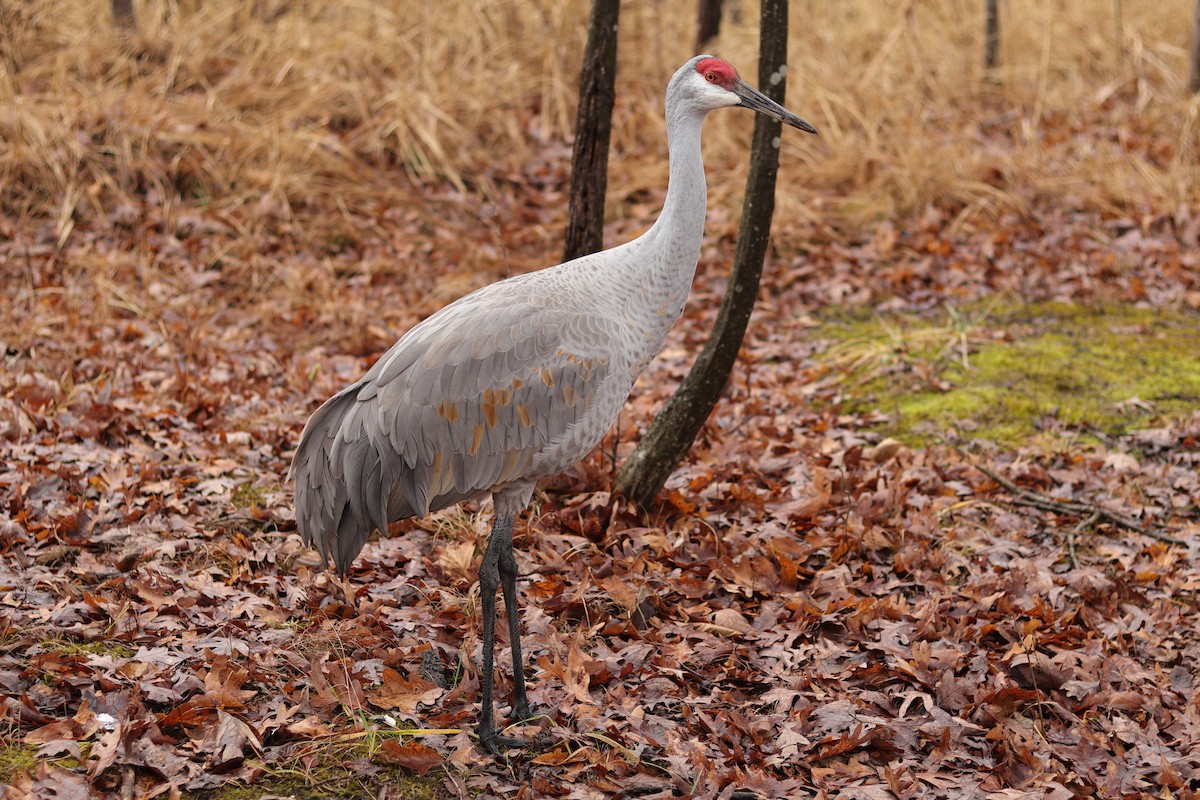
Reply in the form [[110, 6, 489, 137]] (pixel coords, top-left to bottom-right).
[[477, 724, 531, 755], [512, 698, 537, 723]]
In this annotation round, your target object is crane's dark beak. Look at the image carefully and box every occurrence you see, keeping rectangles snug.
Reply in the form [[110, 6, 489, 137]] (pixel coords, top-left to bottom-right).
[[733, 79, 818, 135]]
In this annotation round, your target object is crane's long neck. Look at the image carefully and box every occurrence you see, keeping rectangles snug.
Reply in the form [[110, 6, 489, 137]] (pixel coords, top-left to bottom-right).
[[644, 107, 708, 286], [621, 104, 708, 357]]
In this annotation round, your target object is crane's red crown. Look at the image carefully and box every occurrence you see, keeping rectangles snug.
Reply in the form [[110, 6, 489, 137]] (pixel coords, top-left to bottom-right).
[[696, 57, 738, 90]]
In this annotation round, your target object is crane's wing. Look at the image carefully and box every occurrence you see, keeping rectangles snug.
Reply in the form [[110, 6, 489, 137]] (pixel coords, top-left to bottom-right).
[[291, 283, 621, 573]]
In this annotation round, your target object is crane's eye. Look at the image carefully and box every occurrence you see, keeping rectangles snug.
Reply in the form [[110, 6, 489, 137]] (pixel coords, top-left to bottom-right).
[[705, 71, 718, 83]]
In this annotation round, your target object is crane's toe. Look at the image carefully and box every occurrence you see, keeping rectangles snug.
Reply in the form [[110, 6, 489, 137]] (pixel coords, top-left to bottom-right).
[[477, 725, 532, 755], [512, 698, 537, 724]]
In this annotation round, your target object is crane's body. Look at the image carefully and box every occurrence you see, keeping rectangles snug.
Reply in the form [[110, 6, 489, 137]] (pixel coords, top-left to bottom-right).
[[294, 218, 697, 571], [291, 55, 816, 753]]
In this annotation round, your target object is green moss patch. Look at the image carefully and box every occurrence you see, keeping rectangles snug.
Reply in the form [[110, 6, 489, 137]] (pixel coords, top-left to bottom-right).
[[230, 481, 270, 510], [0, 740, 39, 784], [190, 739, 452, 800], [817, 302, 1200, 445], [0, 738, 84, 785], [40, 639, 137, 659]]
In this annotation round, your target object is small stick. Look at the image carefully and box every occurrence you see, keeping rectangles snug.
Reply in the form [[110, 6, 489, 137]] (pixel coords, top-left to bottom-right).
[[956, 448, 1186, 547], [1067, 510, 1099, 569]]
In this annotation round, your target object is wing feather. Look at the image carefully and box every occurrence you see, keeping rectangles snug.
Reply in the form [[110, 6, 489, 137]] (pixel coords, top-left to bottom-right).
[[291, 287, 622, 574]]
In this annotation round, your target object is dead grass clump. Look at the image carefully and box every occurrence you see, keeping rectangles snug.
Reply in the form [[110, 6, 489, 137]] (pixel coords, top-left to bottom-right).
[[692, 0, 1200, 227], [1, 0, 1197, 239], [0, 0, 589, 231]]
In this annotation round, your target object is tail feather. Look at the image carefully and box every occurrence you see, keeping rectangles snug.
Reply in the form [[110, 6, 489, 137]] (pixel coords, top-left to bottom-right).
[[291, 382, 418, 575]]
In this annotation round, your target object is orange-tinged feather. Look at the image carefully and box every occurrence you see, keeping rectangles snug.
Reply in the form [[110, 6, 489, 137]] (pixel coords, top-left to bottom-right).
[[437, 401, 460, 423]]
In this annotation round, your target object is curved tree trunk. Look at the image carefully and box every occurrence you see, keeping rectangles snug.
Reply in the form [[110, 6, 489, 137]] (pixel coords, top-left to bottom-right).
[[696, 0, 724, 53], [984, 0, 999, 71], [112, 0, 137, 31], [1191, 0, 1200, 93], [613, 0, 790, 508], [562, 0, 620, 262]]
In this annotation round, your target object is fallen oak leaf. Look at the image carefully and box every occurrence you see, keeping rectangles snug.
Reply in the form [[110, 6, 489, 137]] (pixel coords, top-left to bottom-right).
[[536, 641, 596, 706], [530, 747, 574, 766], [32, 739, 83, 761], [435, 540, 476, 583], [202, 710, 260, 773], [693, 607, 756, 638], [3, 695, 51, 727], [530, 743, 604, 779], [1082, 689, 1145, 712], [200, 654, 256, 708], [23, 719, 83, 746], [693, 625, 747, 640], [711, 607, 753, 634], [18, 763, 90, 800], [863, 437, 906, 463], [976, 687, 1041, 719], [125, 731, 201, 787], [323, 658, 368, 714], [531, 774, 572, 797], [582, 731, 639, 761], [284, 715, 335, 739], [767, 467, 831, 522], [1005, 652, 1067, 691], [366, 668, 443, 713], [158, 702, 215, 729], [377, 738, 442, 775], [810, 724, 879, 762], [87, 721, 124, 779]]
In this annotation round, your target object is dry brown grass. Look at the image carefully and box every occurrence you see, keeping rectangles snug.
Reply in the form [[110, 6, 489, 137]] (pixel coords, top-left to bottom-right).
[[1, 0, 1197, 241]]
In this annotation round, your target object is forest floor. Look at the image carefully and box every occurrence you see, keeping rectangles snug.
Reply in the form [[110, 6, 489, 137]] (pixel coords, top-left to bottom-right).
[[4, 3, 1200, 798], [3, 161, 1200, 798]]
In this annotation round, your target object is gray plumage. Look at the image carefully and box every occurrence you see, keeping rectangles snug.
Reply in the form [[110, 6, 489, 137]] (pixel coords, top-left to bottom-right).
[[290, 55, 817, 753], [293, 283, 621, 572]]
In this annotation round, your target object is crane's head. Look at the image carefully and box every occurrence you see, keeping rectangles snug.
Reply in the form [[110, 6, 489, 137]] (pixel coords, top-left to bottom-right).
[[674, 55, 818, 135]]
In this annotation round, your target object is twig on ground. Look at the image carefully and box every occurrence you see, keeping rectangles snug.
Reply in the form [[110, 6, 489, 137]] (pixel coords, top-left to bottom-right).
[[1067, 510, 1099, 568], [614, 785, 667, 799], [954, 446, 1187, 547]]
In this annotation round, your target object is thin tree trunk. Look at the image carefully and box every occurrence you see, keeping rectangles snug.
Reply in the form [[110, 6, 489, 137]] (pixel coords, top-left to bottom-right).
[[1191, 0, 1200, 93], [613, 0, 789, 508], [984, 0, 999, 70], [112, 0, 137, 31], [696, 0, 724, 53], [562, 0, 620, 262]]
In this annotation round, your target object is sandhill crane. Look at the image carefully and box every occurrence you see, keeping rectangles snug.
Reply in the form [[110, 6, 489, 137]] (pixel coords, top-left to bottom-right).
[[292, 55, 817, 753]]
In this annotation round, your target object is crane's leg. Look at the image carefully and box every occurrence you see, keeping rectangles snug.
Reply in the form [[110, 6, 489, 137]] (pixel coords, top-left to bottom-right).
[[496, 517, 533, 722], [476, 512, 530, 753]]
